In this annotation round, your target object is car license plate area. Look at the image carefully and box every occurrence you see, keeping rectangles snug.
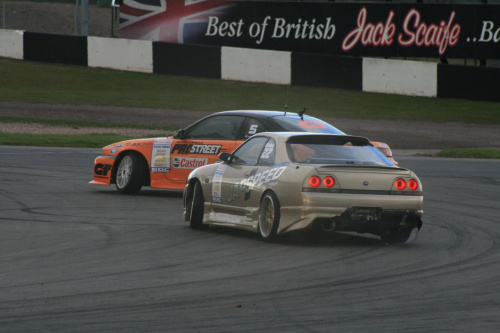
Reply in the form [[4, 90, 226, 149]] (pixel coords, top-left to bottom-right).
[[350, 207, 382, 222]]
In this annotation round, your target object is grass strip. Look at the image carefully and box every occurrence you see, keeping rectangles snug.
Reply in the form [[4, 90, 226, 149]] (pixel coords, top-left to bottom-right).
[[0, 116, 175, 131], [0, 133, 143, 148]]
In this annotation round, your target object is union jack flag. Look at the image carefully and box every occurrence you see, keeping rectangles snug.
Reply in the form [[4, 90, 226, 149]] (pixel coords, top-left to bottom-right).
[[120, 0, 231, 43]]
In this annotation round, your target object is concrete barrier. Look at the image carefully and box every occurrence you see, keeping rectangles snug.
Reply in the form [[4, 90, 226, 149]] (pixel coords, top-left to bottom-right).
[[221, 47, 291, 85], [363, 58, 437, 97], [88, 37, 153, 73], [0, 29, 24, 59]]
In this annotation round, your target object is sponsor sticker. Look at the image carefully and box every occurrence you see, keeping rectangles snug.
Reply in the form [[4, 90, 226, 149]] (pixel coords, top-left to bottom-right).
[[172, 157, 208, 169], [209, 212, 242, 224], [227, 163, 289, 203], [212, 164, 228, 203], [172, 143, 222, 155], [94, 163, 112, 179], [151, 139, 173, 173]]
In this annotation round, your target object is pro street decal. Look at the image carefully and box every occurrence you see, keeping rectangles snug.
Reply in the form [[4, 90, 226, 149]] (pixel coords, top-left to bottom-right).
[[172, 143, 222, 155]]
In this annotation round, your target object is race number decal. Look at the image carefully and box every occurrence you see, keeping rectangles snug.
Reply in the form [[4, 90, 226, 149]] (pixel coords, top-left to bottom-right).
[[248, 124, 258, 135], [151, 139, 173, 173], [260, 142, 275, 159]]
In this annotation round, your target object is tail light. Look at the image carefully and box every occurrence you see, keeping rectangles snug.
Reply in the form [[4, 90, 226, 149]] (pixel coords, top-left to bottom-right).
[[395, 178, 419, 191], [323, 176, 335, 187], [307, 175, 336, 188], [395, 178, 406, 190], [408, 179, 419, 191], [308, 176, 321, 187]]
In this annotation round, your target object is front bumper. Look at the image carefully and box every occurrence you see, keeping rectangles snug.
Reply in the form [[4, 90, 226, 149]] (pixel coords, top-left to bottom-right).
[[89, 155, 116, 186]]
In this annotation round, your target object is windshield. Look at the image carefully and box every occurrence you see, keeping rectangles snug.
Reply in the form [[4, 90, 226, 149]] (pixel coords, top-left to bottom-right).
[[272, 116, 345, 134], [287, 136, 394, 167]]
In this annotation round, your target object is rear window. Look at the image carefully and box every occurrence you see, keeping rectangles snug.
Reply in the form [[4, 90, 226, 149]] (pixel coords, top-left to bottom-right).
[[272, 116, 345, 134], [287, 136, 394, 167]]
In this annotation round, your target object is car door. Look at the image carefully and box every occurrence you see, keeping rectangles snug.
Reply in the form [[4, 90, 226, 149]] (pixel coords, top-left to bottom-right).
[[150, 115, 245, 189], [213, 136, 279, 227]]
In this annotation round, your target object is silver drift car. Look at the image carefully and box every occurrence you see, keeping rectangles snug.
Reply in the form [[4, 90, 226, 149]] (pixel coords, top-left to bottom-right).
[[183, 132, 423, 244]]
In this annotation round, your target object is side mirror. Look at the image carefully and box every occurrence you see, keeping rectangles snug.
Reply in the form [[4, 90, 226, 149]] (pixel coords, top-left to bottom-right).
[[218, 152, 232, 163], [174, 129, 185, 139]]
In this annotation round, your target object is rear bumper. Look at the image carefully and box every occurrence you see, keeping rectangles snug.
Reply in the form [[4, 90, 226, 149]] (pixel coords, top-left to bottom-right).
[[279, 206, 422, 235], [278, 192, 423, 235], [328, 208, 422, 233]]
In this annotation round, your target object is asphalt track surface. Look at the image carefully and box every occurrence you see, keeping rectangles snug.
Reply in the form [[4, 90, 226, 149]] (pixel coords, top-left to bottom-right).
[[1, 146, 499, 332]]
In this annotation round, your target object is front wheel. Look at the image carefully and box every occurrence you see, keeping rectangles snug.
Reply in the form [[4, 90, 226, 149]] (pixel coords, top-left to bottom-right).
[[115, 154, 145, 194], [189, 181, 206, 229], [258, 192, 280, 242]]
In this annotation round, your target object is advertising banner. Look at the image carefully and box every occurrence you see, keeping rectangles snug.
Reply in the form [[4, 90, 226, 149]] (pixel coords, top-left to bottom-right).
[[120, 0, 500, 59]]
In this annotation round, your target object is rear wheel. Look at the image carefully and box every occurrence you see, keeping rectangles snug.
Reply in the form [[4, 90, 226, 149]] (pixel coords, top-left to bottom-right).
[[189, 181, 205, 229], [115, 154, 145, 194], [258, 192, 280, 242], [381, 229, 412, 245]]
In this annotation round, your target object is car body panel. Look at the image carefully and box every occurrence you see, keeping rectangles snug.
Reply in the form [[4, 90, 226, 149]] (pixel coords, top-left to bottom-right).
[[91, 110, 397, 193], [183, 132, 422, 242]]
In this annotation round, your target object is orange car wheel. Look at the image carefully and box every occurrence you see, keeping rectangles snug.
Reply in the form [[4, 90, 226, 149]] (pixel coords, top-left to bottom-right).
[[115, 154, 145, 194]]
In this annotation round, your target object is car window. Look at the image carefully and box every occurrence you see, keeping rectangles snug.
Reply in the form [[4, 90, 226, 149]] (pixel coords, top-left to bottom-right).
[[272, 116, 345, 134], [232, 136, 269, 166], [185, 116, 244, 140], [287, 136, 394, 167], [238, 117, 269, 140]]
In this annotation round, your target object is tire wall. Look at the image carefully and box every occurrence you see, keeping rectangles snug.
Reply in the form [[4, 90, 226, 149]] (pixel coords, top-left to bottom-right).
[[23, 32, 88, 66], [2, 29, 499, 102], [153, 42, 221, 79]]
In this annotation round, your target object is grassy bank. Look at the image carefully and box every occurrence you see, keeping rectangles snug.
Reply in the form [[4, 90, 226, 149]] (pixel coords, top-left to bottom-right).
[[1, 58, 499, 124]]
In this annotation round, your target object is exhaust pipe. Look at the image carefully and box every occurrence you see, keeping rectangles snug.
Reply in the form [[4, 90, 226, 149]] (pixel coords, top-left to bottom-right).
[[321, 220, 336, 232]]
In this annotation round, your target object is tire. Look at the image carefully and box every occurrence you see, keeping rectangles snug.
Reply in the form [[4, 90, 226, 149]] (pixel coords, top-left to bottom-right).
[[115, 154, 145, 194], [380, 229, 412, 245], [189, 180, 206, 229], [258, 192, 280, 242]]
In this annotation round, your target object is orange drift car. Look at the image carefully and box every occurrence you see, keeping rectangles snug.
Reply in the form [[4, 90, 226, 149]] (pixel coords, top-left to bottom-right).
[[90, 110, 397, 194]]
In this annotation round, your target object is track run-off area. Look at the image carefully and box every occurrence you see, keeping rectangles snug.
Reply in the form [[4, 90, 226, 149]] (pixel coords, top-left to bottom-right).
[[1, 146, 499, 332]]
